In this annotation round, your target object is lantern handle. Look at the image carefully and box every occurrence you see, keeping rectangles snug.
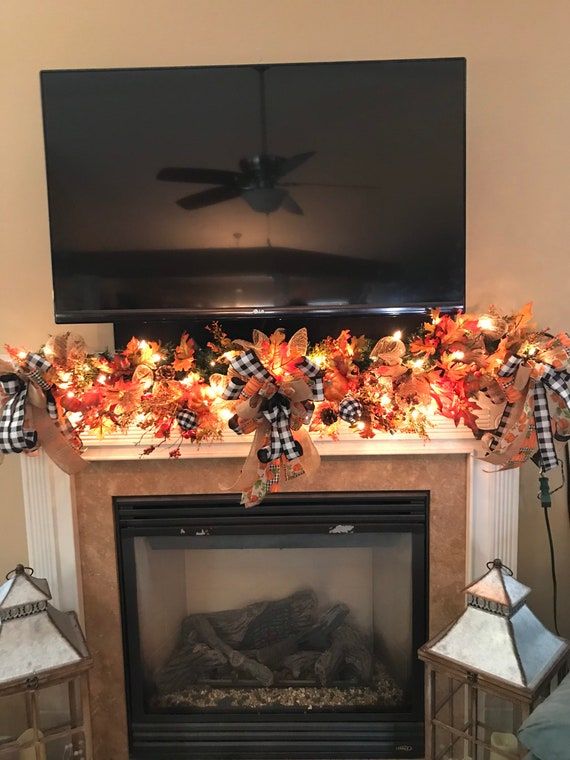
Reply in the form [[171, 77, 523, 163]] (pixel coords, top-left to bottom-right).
[[486, 558, 513, 576], [5, 564, 34, 580]]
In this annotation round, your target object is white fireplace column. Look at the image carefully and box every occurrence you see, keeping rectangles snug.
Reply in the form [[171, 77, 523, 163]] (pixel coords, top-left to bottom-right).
[[19, 421, 520, 617]]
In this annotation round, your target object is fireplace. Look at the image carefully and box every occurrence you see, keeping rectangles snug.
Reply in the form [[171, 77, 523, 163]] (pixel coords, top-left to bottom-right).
[[115, 491, 428, 759]]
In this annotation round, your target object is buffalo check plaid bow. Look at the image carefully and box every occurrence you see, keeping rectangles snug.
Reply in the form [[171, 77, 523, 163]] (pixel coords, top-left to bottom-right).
[[490, 354, 570, 471], [0, 353, 58, 454]]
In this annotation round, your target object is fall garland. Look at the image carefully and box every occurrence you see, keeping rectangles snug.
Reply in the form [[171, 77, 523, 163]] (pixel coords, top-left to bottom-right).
[[1, 304, 569, 506]]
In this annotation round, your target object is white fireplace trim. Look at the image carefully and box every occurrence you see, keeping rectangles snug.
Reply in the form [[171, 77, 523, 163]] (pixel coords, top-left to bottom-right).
[[19, 423, 519, 619]]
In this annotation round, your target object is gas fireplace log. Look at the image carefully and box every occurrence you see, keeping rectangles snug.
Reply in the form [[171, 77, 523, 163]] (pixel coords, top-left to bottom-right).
[[314, 624, 373, 686], [281, 650, 321, 679]]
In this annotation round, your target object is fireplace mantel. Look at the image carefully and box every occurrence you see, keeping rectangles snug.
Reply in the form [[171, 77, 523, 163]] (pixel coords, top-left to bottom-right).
[[18, 419, 520, 628], [80, 416, 485, 460]]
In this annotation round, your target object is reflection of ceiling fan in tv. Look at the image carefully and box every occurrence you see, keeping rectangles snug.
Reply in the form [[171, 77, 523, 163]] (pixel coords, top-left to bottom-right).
[[157, 66, 375, 215]]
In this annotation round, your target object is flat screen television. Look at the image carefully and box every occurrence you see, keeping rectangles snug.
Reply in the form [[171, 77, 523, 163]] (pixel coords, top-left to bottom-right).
[[40, 58, 466, 327]]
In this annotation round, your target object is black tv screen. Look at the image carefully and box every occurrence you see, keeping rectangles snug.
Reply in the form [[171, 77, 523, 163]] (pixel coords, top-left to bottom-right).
[[40, 58, 465, 323]]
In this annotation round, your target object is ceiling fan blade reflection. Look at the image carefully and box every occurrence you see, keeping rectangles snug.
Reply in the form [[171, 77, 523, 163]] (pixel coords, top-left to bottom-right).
[[275, 151, 316, 178], [176, 185, 242, 211], [280, 194, 304, 215], [157, 167, 242, 185]]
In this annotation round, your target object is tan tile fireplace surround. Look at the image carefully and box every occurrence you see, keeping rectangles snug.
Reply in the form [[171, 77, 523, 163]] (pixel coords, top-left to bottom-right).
[[18, 423, 520, 758]]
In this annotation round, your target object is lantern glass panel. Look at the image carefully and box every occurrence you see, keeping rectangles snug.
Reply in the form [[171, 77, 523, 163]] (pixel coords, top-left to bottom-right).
[[433, 673, 468, 732], [44, 731, 87, 759], [37, 683, 72, 732], [0, 693, 28, 745]]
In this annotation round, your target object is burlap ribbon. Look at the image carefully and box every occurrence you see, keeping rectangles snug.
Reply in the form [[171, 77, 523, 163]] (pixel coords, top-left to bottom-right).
[[221, 349, 323, 506], [483, 352, 570, 471], [0, 353, 85, 474]]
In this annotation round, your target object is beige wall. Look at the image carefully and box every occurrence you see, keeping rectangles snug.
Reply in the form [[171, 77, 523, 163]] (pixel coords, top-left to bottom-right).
[[1, 1, 569, 628]]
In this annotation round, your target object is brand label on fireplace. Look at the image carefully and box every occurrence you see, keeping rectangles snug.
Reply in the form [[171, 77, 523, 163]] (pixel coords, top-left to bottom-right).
[[396, 744, 413, 752]]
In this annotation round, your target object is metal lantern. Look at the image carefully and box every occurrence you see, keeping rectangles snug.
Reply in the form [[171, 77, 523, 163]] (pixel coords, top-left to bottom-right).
[[419, 559, 568, 760], [0, 565, 92, 759]]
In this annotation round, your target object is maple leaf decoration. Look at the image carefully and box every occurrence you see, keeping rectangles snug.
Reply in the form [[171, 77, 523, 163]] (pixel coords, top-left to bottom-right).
[[173, 332, 196, 372]]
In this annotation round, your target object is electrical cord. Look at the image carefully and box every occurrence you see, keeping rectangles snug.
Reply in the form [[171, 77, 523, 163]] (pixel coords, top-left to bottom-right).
[[537, 460, 565, 637]]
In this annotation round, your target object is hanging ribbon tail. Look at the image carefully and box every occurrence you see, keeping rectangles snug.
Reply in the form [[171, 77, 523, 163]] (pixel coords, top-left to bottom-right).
[[0, 374, 37, 453], [218, 426, 269, 500], [258, 395, 303, 463], [30, 406, 87, 474]]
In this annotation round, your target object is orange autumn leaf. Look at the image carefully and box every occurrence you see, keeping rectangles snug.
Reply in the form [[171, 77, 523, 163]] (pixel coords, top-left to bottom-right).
[[173, 332, 195, 372]]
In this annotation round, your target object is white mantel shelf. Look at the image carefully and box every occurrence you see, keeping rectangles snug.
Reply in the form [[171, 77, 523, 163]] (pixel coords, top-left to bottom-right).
[[80, 417, 484, 460]]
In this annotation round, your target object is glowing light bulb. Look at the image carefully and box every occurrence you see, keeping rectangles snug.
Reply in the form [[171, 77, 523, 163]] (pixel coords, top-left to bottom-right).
[[139, 340, 148, 350], [220, 408, 234, 422], [135, 412, 146, 424], [43, 346, 54, 357], [451, 350, 465, 361], [152, 352, 162, 363], [209, 360, 216, 367], [66, 391, 75, 398], [411, 408, 420, 420], [17, 351, 27, 360], [392, 330, 402, 341], [97, 374, 107, 384], [380, 393, 392, 407], [527, 346, 537, 356], [312, 354, 326, 368], [222, 350, 237, 361], [356, 421, 366, 431], [412, 358, 425, 369], [478, 316, 494, 331]]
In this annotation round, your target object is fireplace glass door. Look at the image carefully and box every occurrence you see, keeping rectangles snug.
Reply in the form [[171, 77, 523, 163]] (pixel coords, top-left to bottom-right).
[[117, 493, 427, 759]]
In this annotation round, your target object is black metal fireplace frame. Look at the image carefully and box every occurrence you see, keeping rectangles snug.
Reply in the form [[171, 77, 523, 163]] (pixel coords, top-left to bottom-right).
[[114, 491, 429, 759]]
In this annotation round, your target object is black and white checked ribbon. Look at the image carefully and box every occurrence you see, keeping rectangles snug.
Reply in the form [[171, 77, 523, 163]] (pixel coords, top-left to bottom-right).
[[0, 375, 37, 453], [339, 396, 363, 424], [0, 353, 58, 454], [295, 357, 325, 401], [177, 408, 198, 431], [490, 354, 570, 471], [258, 395, 303, 463]]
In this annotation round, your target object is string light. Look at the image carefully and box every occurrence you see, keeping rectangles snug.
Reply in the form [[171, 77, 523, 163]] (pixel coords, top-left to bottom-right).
[[139, 340, 148, 350], [209, 360, 216, 367], [17, 350, 27, 360], [478, 316, 495, 332], [66, 391, 75, 398], [451, 350, 465, 361], [152, 352, 162, 363], [380, 393, 392, 407], [392, 330, 402, 341], [97, 374, 107, 384], [219, 408, 234, 422], [412, 358, 425, 369], [311, 353, 326, 368], [356, 420, 366, 430]]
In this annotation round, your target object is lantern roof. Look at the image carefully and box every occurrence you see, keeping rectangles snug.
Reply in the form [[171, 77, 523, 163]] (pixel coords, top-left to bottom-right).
[[422, 559, 568, 690], [0, 565, 90, 689], [465, 559, 530, 610]]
